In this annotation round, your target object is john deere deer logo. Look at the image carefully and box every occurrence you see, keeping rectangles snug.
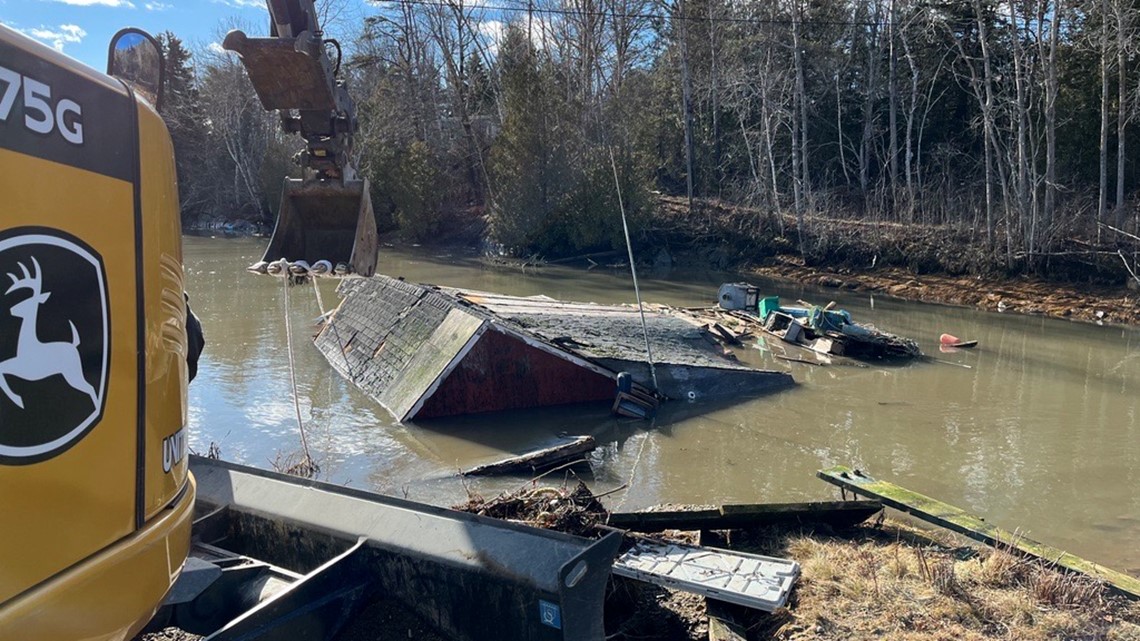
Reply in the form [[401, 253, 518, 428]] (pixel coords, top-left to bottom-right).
[[1, 257, 99, 409], [0, 229, 108, 465]]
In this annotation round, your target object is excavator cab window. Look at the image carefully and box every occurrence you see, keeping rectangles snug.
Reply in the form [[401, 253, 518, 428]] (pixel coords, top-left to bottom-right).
[[107, 28, 165, 111]]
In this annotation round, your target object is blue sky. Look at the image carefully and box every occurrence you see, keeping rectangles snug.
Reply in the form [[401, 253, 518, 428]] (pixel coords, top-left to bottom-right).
[[1, 0, 508, 71], [1, 0, 284, 70]]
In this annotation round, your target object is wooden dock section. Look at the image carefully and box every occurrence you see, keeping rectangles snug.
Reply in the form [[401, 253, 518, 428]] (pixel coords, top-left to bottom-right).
[[818, 466, 1140, 599]]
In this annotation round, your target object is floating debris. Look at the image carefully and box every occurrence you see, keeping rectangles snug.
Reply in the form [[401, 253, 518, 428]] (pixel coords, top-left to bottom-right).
[[461, 435, 597, 476], [455, 482, 607, 537]]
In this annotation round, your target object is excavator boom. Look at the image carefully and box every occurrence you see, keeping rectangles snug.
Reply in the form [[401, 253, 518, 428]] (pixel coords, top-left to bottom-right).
[[223, 0, 377, 277]]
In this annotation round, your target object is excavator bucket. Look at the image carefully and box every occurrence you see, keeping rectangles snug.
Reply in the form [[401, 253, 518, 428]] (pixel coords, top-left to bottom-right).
[[220, 32, 336, 111], [262, 178, 378, 277]]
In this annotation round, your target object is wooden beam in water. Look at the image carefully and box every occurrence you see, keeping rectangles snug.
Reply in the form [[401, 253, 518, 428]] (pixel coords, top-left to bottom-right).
[[817, 466, 1140, 599], [461, 435, 596, 476], [609, 500, 882, 533]]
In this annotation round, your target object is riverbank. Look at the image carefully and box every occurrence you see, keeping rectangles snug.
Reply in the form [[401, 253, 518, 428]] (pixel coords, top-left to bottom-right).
[[393, 195, 1140, 328], [731, 518, 1140, 641], [648, 196, 1140, 328], [747, 256, 1140, 327]]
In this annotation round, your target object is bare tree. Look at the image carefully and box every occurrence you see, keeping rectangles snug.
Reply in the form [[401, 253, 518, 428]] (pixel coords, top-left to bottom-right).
[[1114, 0, 1137, 218], [677, 0, 696, 213], [1042, 0, 1061, 227], [791, 0, 809, 246], [197, 49, 278, 217], [859, 0, 882, 212], [1099, 0, 1110, 230], [424, 0, 492, 202]]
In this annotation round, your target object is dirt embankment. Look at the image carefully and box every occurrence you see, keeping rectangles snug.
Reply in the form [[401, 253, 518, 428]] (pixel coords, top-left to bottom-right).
[[395, 196, 1140, 327], [750, 256, 1140, 326], [648, 196, 1140, 327]]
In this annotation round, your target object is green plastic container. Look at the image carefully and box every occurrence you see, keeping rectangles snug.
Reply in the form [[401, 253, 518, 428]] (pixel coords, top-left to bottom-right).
[[758, 296, 780, 320]]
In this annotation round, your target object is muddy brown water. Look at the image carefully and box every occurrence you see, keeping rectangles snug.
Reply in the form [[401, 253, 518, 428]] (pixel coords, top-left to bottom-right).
[[185, 236, 1140, 578]]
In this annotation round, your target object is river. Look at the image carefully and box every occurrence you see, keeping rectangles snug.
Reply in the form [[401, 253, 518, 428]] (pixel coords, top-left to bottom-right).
[[184, 235, 1140, 577]]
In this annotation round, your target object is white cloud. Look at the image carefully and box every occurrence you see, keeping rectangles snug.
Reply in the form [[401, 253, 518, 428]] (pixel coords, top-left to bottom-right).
[[212, 0, 266, 10], [479, 19, 504, 41], [42, 0, 136, 7], [25, 23, 87, 51], [478, 19, 504, 56], [207, 41, 227, 54], [145, 1, 172, 9]]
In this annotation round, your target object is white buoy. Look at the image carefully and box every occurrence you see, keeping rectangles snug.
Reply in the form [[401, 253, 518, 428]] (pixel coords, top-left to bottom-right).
[[266, 258, 288, 275]]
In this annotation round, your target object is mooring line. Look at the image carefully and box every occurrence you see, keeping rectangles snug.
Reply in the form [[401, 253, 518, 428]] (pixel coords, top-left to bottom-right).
[[610, 428, 651, 518], [281, 276, 314, 466], [609, 146, 659, 392], [311, 276, 327, 315]]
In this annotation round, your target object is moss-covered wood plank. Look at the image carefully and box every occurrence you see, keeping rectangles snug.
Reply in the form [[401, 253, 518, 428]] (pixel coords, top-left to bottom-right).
[[609, 500, 882, 533], [817, 465, 1140, 599]]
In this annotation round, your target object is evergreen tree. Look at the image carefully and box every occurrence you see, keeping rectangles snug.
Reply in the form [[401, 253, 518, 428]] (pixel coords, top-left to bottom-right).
[[488, 24, 573, 253], [158, 33, 213, 226]]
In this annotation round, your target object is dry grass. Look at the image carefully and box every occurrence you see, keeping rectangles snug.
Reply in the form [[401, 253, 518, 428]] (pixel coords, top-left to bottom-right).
[[456, 486, 1140, 641], [736, 519, 1140, 641]]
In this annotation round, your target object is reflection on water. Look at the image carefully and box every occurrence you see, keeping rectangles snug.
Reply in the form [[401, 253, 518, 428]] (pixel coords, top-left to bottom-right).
[[184, 236, 1140, 576]]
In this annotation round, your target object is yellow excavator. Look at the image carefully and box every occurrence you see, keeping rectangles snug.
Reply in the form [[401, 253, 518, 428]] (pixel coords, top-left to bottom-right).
[[0, 1, 376, 635], [0, 24, 195, 640]]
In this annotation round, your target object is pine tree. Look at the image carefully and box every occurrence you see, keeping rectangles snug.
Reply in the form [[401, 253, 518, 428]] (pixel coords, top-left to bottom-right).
[[158, 33, 212, 225], [488, 24, 572, 253]]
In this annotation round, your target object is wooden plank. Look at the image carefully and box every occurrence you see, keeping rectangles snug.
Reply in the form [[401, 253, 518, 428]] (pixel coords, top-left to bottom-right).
[[775, 355, 824, 366], [696, 530, 752, 641], [706, 600, 747, 641], [710, 323, 743, 346], [460, 294, 650, 315], [817, 466, 1140, 599], [609, 500, 882, 533], [461, 435, 596, 476]]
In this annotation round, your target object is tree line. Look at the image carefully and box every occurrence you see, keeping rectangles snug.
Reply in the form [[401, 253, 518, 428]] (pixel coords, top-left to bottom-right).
[[161, 0, 1140, 278]]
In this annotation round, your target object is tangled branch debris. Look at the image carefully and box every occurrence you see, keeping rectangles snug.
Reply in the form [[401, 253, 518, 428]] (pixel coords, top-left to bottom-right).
[[454, 482, 607, 537]]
